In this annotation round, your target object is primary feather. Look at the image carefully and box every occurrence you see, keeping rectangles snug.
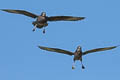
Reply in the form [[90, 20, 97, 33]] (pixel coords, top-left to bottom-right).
[[1, 9, 38, 18], [38, 46, 74, 56], [47, 16, 85, 21], [83, 45, 118, 55]]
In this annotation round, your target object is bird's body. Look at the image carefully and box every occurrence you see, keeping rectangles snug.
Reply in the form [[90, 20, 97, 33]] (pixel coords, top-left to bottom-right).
[[38, 45, 119, 69], [74, 46, 82, 61], [74, 52, 82, 60], [1, 9, 85, 33], [32, 15, 48, 32]]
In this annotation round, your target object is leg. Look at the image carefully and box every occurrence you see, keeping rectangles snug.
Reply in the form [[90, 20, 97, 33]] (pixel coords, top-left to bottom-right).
[[43, 27, 45, 34], [80, 58, 85, 69], [42, 23, 48, 34], [72, 60, 75, 69], [32, 24, 37, 32], [33, 23, 45, 32]]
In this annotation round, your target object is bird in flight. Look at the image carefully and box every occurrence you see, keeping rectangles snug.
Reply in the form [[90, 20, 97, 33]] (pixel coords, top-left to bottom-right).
[[38, 45, 119, 69], [1, 9, 85, 34]]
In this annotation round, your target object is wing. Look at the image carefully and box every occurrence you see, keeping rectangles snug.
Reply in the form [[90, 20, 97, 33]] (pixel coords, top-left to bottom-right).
[[38, 46, 74, 56], [1, 9, 38, 18], [83, 45, 119, 56], [47, 16, 85, 21]]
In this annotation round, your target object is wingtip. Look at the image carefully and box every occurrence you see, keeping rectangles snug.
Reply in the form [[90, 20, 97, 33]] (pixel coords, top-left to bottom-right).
[[0, 9, 9, 11], [37, 45, 41, 48], [111, 45, 120, 49], [116, 45, 120, 47], [82, 17, 86, 19], [0, 9, 7, 10], [38, 45, 44, 49], [0, 9, 4, 11], [79, 17, 86, 20]]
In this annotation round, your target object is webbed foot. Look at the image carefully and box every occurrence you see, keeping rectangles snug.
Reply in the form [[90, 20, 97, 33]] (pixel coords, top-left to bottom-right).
[[72, 66, 75, 69], [32, 24, 37, 32], [82, 65, 85, 69], [32, 28, 35, 32], [43, 29, 45, 34]]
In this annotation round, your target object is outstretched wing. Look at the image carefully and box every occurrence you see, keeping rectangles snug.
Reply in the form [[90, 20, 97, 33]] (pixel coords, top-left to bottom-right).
[[47, 16, 85, 21], [1, 9, 38, 18], [83, 45, 119, 56], [38, 46, 74, 56]]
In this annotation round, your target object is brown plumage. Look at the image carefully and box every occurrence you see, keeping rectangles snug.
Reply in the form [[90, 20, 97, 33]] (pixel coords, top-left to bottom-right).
[[38, 45, 119, 69], [1, 9, 85, 33]]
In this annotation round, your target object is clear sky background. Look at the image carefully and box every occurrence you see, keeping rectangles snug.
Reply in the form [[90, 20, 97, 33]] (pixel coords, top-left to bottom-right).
[[0, 0, 120, 80]]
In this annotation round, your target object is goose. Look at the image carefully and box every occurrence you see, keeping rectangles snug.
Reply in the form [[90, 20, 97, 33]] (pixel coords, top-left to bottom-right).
[[1, 9, 85, 33], [38, 45, 119, 69]]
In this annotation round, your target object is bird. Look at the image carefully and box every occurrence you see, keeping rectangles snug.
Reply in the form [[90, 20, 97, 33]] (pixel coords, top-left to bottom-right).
[[38, 45, 119, 69], [1, 9, 85, 34]]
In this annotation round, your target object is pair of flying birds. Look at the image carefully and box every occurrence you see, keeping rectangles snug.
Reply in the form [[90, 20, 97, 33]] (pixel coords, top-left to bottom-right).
[[1, 9, 119, 69]]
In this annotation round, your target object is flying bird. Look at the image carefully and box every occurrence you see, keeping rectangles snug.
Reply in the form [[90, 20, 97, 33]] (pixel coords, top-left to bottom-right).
[[38, 45, 119, 69], [1, 9, 85, 34]]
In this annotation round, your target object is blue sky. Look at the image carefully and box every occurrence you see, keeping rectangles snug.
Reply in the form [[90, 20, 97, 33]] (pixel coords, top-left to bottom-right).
[[0, 0, 120, 80]]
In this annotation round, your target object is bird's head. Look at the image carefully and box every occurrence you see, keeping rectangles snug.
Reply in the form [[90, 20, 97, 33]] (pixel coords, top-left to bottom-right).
[[76, 46, 82, 52], [41, 12, 46, 17]]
